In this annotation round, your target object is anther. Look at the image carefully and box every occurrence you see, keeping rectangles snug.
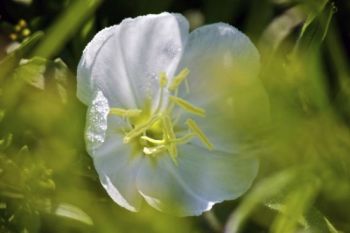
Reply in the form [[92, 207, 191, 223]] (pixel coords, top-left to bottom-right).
[[170, 133, 195, 144], [170, 96, 206, 117], [168, 68, 189, 91], [186, 119, 213, 150]]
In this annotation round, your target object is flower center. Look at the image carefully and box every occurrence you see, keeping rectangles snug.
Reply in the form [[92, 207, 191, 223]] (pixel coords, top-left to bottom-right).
[[109, 68, 213, 164]]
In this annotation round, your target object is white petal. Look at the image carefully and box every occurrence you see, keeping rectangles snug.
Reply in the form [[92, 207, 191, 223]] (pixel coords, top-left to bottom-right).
[[136, 156, 213, 216], [77, 12, 189, 107], [136, 144, 258, 216], [175, 23, 269, 153], [85, 91, 143, 211], [85, 90, 110, 153], [92, 134, 144, 212]]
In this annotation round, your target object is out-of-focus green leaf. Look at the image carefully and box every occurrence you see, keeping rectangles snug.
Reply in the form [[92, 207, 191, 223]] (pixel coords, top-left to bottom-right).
[[324, 217, 341, 233], [0, 134, 13, 150], [0, 110, 5, 122], [325, 21, 350, 123], [259, 5, 306, 51], [32, 0, 102, 59], [270, 181, 319, 233], [13, 57, 46, 89], [8, 56, 70, 104], [289, 48, 330, 112], [294, 1, 336, 52], [0, 202, 6, 209], [54, 203, 93, 226], [260, 0, 335, 54], [224, 169, 298, 233], [298, 0, 329, 40], [268, 203, 340, 233], [0, 32, 43, 82], [306, 209, 341, 233], [50, 58, 70, 103]]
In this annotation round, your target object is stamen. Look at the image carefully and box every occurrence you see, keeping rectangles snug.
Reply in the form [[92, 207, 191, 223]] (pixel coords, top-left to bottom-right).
[[162, 115, 177, 158], [170, 133, 195, 144], [154, 72, 168, 114], [110, 108, 142, 117], [159, 72, 168, 88], [162, 115, 176, 141], [168, 68, 190, 91], [110, 68, 212, 164], [140, 136, 165, 145], [124, 115, 160, 143], [186, 119, 213, 150], [170, 96, 206, 117]]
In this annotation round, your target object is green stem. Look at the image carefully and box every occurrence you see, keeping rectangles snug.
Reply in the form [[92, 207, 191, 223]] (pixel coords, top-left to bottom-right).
[[203, 211, 223, 233]]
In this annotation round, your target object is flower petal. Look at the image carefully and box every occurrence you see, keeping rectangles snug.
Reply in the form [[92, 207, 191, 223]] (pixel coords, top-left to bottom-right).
[[77, 12, 189, 107], [85, 90, 110, 152], [176, 23, 269, 153], [178, 23, 261, 101], [85, 90, 143, 211], [135, 155, 213, 216], [92, 133, 144, 212], [175, 144, 258, 202], [136, 144, 258, 216]]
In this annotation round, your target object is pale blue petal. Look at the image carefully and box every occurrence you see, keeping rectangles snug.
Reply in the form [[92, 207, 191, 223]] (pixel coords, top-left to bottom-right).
[[175, 23, 269, 153], [175, 144, 258, 202], [136, 155, 213, 216], [178, 23, 261, 102], [136, 144, 258, 216]]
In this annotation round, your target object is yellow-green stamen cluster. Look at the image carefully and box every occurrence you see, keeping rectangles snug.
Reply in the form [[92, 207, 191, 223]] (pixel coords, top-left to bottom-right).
[[9, 19, 31, 41], [109, 68, 213, 164]]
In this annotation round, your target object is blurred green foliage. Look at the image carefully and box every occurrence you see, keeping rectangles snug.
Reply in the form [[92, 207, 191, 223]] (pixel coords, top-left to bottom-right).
[[0, 0, 350, 232]]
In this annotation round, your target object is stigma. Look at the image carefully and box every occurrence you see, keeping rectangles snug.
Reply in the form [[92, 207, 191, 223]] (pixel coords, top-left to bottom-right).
[[109, 68, 213, 164]]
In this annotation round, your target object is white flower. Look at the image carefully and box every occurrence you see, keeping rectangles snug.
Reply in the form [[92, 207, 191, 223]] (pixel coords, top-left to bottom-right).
[[77, 12, 268, 216]]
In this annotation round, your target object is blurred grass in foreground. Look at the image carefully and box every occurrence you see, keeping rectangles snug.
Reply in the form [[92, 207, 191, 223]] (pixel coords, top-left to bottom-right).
[[1, 0, 350, 232]]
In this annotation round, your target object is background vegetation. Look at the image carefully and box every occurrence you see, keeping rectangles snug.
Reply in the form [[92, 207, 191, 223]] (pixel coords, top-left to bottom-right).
[[0, 0, 349, 232]]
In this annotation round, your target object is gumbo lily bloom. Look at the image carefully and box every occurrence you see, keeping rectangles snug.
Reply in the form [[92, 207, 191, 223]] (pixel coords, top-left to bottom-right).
[[77, 12, 268, 216]]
